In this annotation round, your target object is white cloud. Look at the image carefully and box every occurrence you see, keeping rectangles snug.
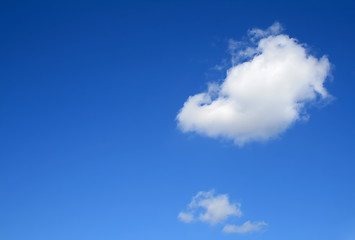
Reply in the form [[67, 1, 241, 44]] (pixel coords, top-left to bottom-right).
[[248, 22, 283, 39], [223, 221, 268, 234], [177, 22, 331, 145], [178, 191, 268, 235], [178, 190, 242, 225], [177, 212, 194, 223]]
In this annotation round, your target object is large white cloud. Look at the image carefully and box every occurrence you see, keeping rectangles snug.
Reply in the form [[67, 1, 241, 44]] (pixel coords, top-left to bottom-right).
[[177, 23, 331, 145], [178, 190, 242, 225]]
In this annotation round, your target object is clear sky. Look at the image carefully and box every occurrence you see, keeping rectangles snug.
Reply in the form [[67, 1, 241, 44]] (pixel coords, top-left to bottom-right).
[[1, 1, 355, 240]]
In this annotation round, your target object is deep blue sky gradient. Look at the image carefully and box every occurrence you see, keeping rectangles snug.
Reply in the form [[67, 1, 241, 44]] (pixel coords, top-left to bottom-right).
[[1, 1, 355, 240]]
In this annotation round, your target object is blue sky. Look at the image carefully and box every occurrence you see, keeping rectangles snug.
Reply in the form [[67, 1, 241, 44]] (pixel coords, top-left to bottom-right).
[[1, 0, 355, 239]]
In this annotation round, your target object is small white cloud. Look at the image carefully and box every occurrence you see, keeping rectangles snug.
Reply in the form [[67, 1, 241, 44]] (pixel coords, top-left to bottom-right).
[[223, 221, 268, 234], [177, 22, 331, 145], [178, 190, 242, 225], [179, 191, 268, 236]]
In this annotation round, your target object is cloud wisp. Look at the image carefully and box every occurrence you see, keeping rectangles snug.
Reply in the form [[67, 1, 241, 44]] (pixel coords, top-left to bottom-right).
[[177, 22, 332, 145], [178, 190, 267, 234], [223, 221, 268, 234]]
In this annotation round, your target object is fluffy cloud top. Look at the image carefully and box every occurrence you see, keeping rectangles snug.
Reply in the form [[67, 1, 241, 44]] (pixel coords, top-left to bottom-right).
[[178, 190, 242, 225], [177, 22, 331, 145], [223, 221, 267, 234]]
